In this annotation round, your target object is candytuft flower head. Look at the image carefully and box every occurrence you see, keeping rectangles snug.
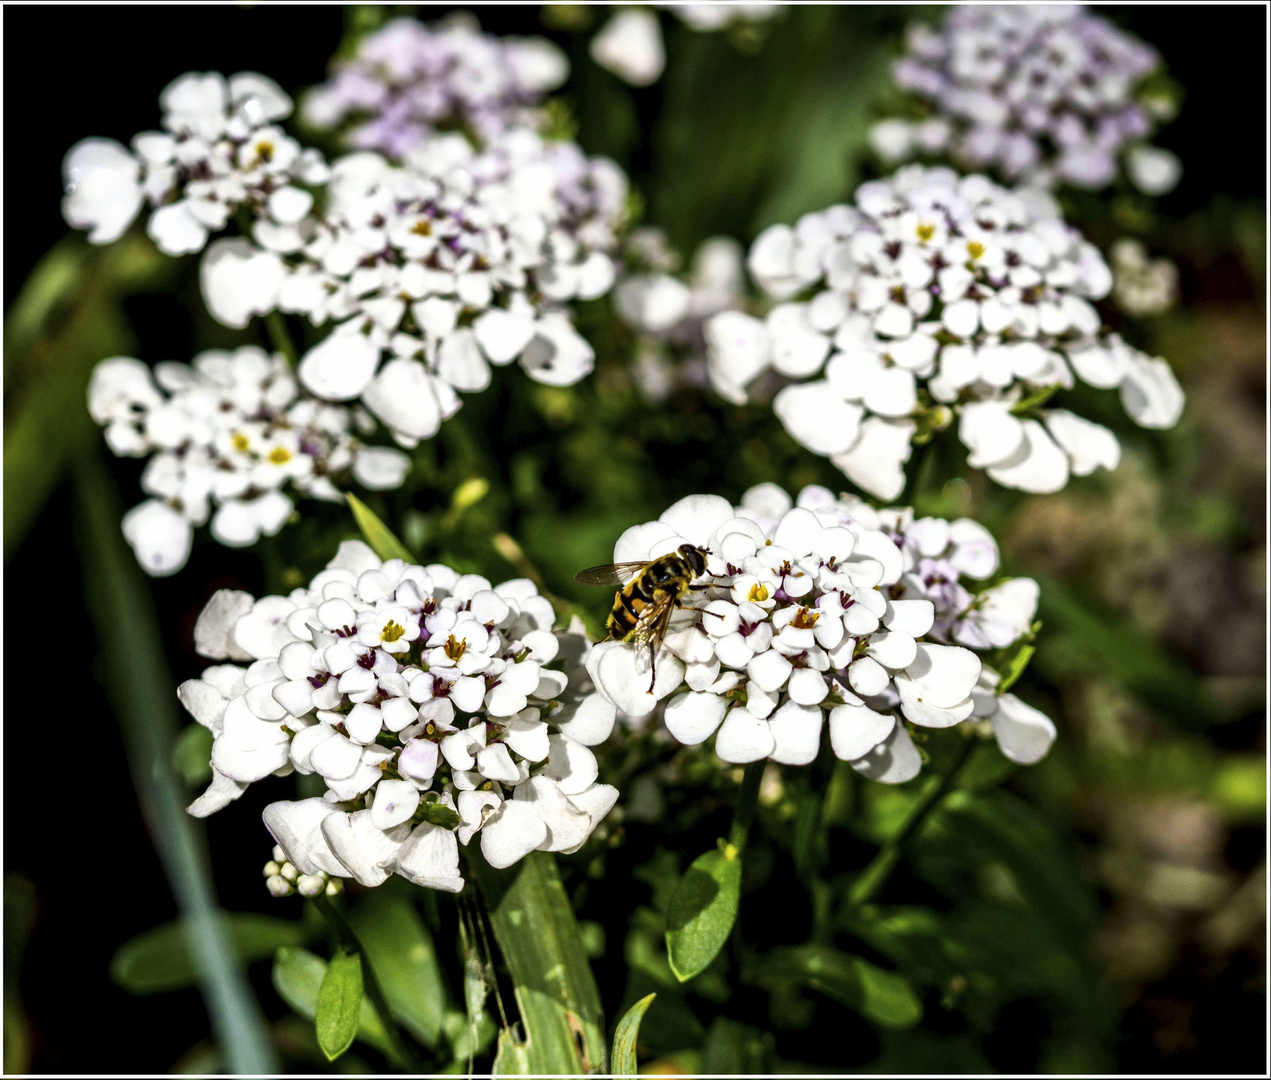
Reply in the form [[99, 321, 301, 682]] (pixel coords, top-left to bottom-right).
[[586, 484, 1057, 782], [88, 347, 410, 575], [302, 14, 570, 156], [705, 166, 1184, 499], [179, 541, 619, 892], [875, 5, 1181, 195], [62, 70, 328, 255]]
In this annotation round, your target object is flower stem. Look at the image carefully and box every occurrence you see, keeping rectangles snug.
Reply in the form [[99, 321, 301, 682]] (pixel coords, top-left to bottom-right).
[[846, 734, 977, 906], [263, 310, 299, 367], [728, 760, 766, 853], [312, 892, 425, 1073]]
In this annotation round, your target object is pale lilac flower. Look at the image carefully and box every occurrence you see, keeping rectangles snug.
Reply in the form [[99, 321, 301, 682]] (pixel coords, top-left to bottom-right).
[[877, 6, 1180, 195]]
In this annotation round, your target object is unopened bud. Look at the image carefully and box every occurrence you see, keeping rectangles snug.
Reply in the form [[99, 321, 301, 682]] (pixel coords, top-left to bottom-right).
[[296, 874, 327, 897], [266, 875, 293, 897]]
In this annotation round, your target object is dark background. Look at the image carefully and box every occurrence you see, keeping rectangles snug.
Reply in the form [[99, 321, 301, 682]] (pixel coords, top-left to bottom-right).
[[4, 5, 1266, 1074]]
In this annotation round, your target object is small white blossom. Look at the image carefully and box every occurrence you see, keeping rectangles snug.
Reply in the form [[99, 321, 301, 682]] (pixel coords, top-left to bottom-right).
[[1110, 238, 1179, 317], [88, 348, 411, 575], [591, 9, 667, 87], [180, 545, 618, 893], [704, 166, 1185, 497], [877, 6, 1180, 195]]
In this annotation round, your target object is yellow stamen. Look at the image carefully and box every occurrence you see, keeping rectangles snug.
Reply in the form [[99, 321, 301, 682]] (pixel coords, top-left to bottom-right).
[[966, 240, 985, 260], [255, 140, 274, 163], [267, 446, 292, 465], [381, 620, 405, 643], [231, 433, 250, 452], [791, 607, 821, 630], [410, 219, 432, 236], [444, 634, 467, 662], [747, 583, 770, 603], [916, 222, 936, 242]]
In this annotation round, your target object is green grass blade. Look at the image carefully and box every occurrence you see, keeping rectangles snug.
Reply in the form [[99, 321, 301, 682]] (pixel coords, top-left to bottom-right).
[[74, 453, 278, 1073]]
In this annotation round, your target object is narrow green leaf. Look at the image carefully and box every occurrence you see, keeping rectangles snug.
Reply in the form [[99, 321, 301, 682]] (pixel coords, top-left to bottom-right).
[[611, 993, 656, 1076], [472, 850, 607, 1074], [347, 891, 449, 1048], [316, 950, 364, 1061], [111, 914, 304, 994], [995, 641, 1036, 696], [492, 1028, 534, 1075], [347, 493, 415, 562], [74, 456, 276, 1073], [751, 945, 922, 1029], [273, 947, 399, 1063], [665, 847, 741, 982]]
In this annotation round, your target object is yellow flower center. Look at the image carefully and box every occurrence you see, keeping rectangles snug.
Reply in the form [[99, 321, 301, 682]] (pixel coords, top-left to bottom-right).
[[267, 446, 292, 465], [747, 583, 770, 603], [381, 620, 405, 643], [791, 607, 821, 630], [444, 634, 467, 662], [966, 240, 985, 260], [231, 433, 251, 452], [916, 222, 936, 242], [255, 140, 274, 163], [411, 219, 432, 236]]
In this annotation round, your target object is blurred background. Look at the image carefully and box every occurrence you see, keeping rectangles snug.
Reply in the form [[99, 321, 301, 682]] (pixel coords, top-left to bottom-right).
[[4, 4, 1265, 1074]]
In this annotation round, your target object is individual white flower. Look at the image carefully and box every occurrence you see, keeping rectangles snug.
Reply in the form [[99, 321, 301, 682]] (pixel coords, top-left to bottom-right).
[[591, 9, 666, 87], [61, 139, 144, 244], [302, 15, 569, 155], [667, 4, 781, 33], [180, 543, 619, 893], [1110, 238, 1179, 317], [88, 347, 411, 575], [880, 6, 1180, 194], [704, 166, 1184, 497]]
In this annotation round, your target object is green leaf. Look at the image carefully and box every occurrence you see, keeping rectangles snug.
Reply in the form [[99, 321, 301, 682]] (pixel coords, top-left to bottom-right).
[[74, 456, 277, 1073], [346, 493, 415, 562], [995, 642, 1036, 696], [665, 845, 741, 982], [346, 890, 449, 1048], [611, 993, 656, 1076], [112, 914, 304, 994], [751, 945, 922, 1029], [420, 801, 462, 829], [472, 850, 607, 1074], [316, 950, 364, 1062], [273, 946, 399, 1063], [172, 724, 214, 787]]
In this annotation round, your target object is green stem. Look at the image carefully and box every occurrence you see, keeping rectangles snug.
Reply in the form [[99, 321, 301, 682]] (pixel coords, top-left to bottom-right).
[[313, 893, 425, 1073], [847, 734, 977, 906], [263, 310, 299, 367], [728, 760, 766, 852]]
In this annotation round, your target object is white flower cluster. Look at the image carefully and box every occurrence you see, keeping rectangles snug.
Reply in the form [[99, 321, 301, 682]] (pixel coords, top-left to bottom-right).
[[179, 541, 619, 893], [590, 5, 780, 87], [62, 71, 328, 255], [210, 129, 625, 449], [614, 232, 746, 403], [705, 166, 1185, 499], [302, 15, 569, 157], [88, 347, 410, 576], [588, 485, 1056, 783], [871, 5, 1181, 195]]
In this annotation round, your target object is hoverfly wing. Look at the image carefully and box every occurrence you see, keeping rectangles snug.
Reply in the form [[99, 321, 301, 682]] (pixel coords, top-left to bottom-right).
[[573, 561, 651, 587], [627, 592, 677, 675]]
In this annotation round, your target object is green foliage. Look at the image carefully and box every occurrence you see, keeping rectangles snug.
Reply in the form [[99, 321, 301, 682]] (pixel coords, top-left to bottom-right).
[[610, 992, 656, 1076], [346, 493, 416, 562], [750, 945, 922, 1029], [111, 914, 304, 995], [171, 725, 214, 787], [273, 947, 399, 1064], [666, 845, 742, 982], [316, 950, 364, 1061]]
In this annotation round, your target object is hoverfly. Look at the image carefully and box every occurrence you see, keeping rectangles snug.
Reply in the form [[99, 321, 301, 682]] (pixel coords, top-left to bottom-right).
[[574, 544, 712, 691]]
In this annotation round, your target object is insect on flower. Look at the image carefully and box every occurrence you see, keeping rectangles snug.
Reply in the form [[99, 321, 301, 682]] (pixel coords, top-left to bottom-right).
[[575, 543, 714, 690]]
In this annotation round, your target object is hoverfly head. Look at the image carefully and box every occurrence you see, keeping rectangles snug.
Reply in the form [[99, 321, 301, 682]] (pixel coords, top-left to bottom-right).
[[679, 544, 708, 577]]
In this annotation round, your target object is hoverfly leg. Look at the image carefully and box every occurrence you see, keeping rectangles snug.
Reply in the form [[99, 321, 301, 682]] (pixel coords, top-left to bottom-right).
[[647, 646, 657, 693]]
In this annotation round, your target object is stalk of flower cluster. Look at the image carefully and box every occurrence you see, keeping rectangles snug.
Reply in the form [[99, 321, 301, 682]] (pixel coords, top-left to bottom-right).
[[846, 731, 978, 906], [312, 891, 426, 1072]]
